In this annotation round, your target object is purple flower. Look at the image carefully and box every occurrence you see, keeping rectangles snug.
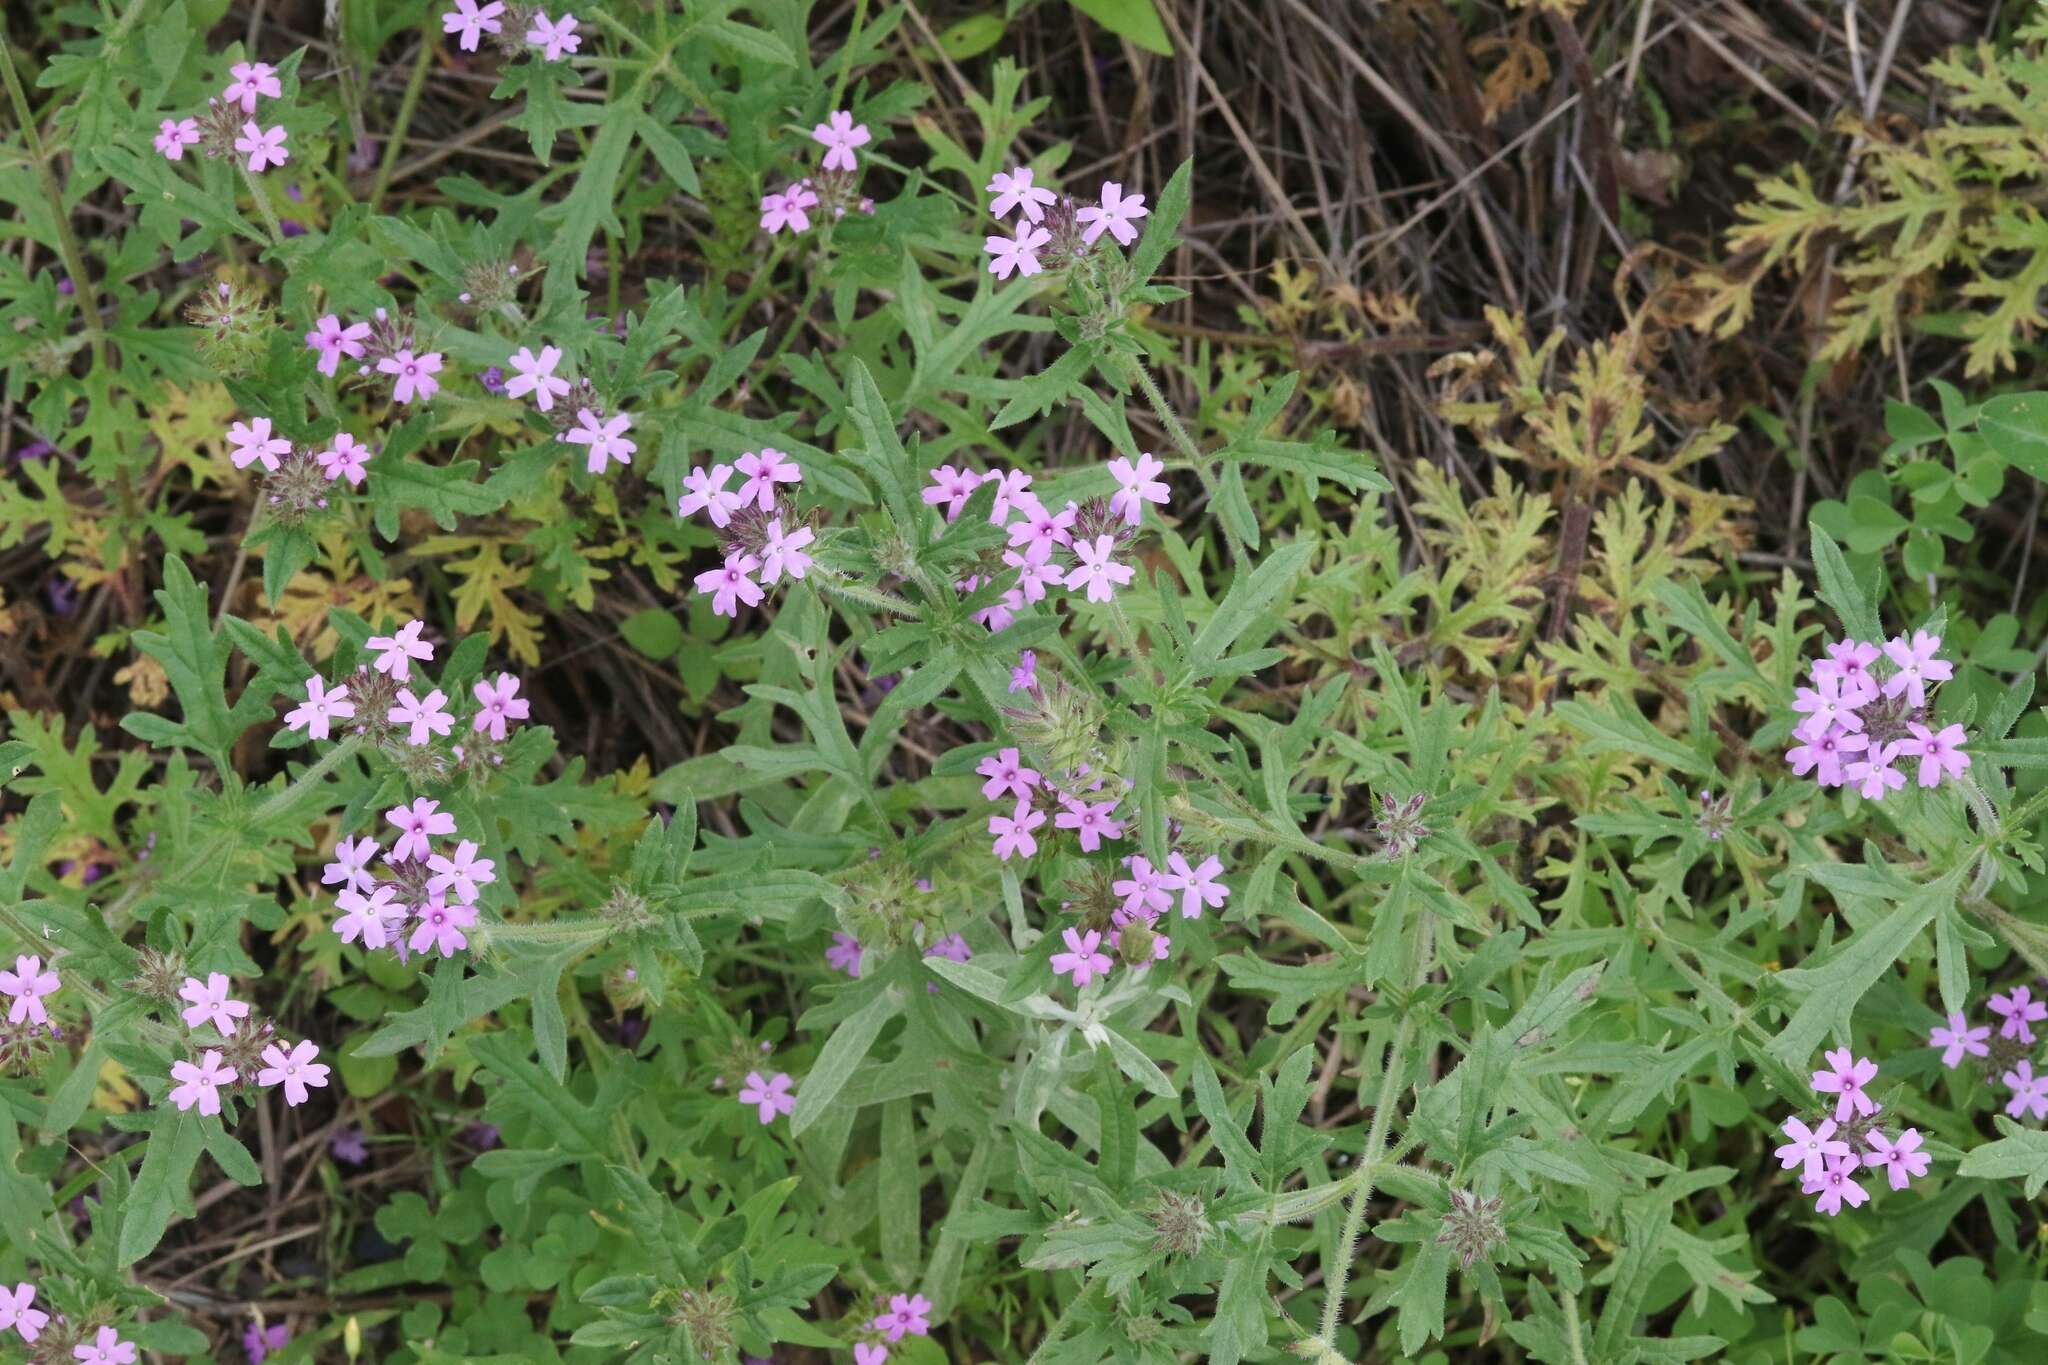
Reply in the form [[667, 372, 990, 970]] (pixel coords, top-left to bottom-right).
[[825, 931, 864, 978], [1773, 1116, 1849, 1179], [1008, 650, 1038, 694], [478, 365, 507, 395], [1810, 1047, 1879, 1122], [1801, 1154, 1868, 1216], [1989, 986, 2047, 1044], [243, 1321, 289, 1364], [331, 1126, 369, 1165], [1929, 1012, 1990, 1068], [1864, 1128, 1930, 1190]]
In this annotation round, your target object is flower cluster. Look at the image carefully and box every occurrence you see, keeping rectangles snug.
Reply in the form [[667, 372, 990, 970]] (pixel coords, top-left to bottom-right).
[[309, 305, 451, 406], [1772, 1047, 1928, 1215], [680, 450, 814, 617], [493, 340, 639, 474], [1786, 632, 1966, 799], [1930, 987, 2048, 1119], [441, 2, 581, 61], [324, 799, 494, 961], [926, 454, 1168, 628], [154, 58, 288, 172], [847, 1291, 933, 1363], [982, 169, 1148, 279], [156, 966, 329, 1115], [0, 954, 62, 1074], [760, 109, 876, 235]]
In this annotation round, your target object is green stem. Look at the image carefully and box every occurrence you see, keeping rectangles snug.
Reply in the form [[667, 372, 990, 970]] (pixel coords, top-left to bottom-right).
[[1124, 356, 1242, 567], [237, 162, 286, 249], [369, 29, 435, 210], [1314, 913, 1433, 1350], [828, 0, 871, 112]]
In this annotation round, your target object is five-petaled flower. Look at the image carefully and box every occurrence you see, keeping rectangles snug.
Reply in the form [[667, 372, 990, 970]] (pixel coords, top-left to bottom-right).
[[235, 121, 289, 173], [178, 973, 250, 1035], [367, 619, 434, 681], [734, 447, 802, 510], [505, 345, 571, 410], [2003, 1060, 2048, 1120], [428, 840, 496, 904], [1843, 741, 1905, 801], [1054, 797, 1124, 852], [1112, 856, 1177, 921], [72, 1325, 138, 1364], [1076, 181, 1149, 246], [976, 747, 1041, 802], [1864, 1129, 1930, 1191], [1064, 535, 1134, 603], [386, 797, 456, 862], [760, 519, 815, 583], [989, 804, 1045, 861], [390, 687, 454, 745], [285, 675, 355, 740], [228, 417, 293, 472], [987, 166, 1057, 222], [1989, 986, 2046, 1044], [0, 955, 59, 1026], [1050, 927, 1113, 988], [169, 1050, 236, 1115], [921, 464, 983, 521], [825, 931, 864, 978], [760, 183, 818, 235], [984, 224, 1050, 280], [411, 896, 480, 958], [322, 836, 381, 895], [1929, 1011, 1990, 1068], [1166, 852, 1229, 918], [1901, 722, 1969, 787], [442, 0, 505, 51], [738, 1070, 796, 1124], [695, 552, 763, 617], [223, 60, 283, 113], [679, 464, 742, 526], [1801, 1154, 1868, 1216], [334, 886, 405, 950], [316, 433, 372, 485], [0, 1283, 47, 1343], [1811, 1048, 1880, 1122], [1107, 452, 1170, 525], [258, 1039, 331, 1105], [472, 673, 530, 741], [305, 314, 372, 377], [811, 110, 871, 172], [1882, 629, 1953, 708], [563, 408, 636, 473], [1773, 1116, 1850, 1179], [377, 348, 443, 403], [154, 117, 201, 159], [872, 1292, 933, 1343], [526, 10, 580, 60]]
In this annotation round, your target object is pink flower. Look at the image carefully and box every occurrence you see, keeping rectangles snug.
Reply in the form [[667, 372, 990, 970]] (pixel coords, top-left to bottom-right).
[[825, 931, 864, 978], [367, 619, 434, 681], [526, 10, 580, 60], [1811, 1047, 1880, 1122], [235, 121, 288, 173], [694, 552, 763, 617], [154, 117, 200, 159], [1899, 722, 1969, 787], [987, 166, 1057, 223], [854, 1346, 888, 1365], [1791, 672, 1864, 743], [315, 433, 371, 485], [1076, 181, 1148, 246], [760, 183, 818, 234], [811, 110, 871, 172], [734, 447, 802, 511], [227, 417, 292, 472], [984, 223, 1050, 279], [1813, 639, 1881, 703], [989, 804, 1045, 861], [305, 314, 371, 377], [442, 0, 505, 51], [471, 673, 530, 741], [738, 1070, 796, 1124], [334, 885, 405, 949], [1008, 499, 1077, 557], [257, 1040, 330, 1105], [976, 747, 1041, 801], [322, 836, 381, 894], [390, 687, 454, 745], [1773, 1116, 1850, 1179], [1167, 851, 1228, 918], [760, 519, 815, 584], [1801, 1153, 1868, 1216], [679, 464, 742, 526], [2004, 1061, 2048, 1119], [1009, 650, 1038, 694], [505, 345, 570, 410], [1929, 1011, 1990, 1067], [1881, 630, 1952, 708], [873, 1292, 932, 1342], [410, 896, 479, 958], [386, 797, 456, 862], [1107, 453, 1170, 524], [925, 934, 971, 964], [1054, 797, 1124, 852], [178, 973, 250, 1035], [1064, 535, 1134, 603], [377, 348, 443, 403], [983, 468, 1036, 524], [73, 1325, 138, 1363], [223, 61, 282, 113], [1112, 856, 1176, 921], [0, 1283, 47, 1343], [0, 956, 59, 1026], [427, 840, 496, 904], [1050, 927, 1113, 987], [1844, 742, 1905, 801], [284, 676, 355, 740], [1864, 1128, 1929, 1191], [168, 1050, 236, 1116], [1989, 986, 2046, 1044], [1785, 726, 1865, 788], [921, 465, 983, 521]]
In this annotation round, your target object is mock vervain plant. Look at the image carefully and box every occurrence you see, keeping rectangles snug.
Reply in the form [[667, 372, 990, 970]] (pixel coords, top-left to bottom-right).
[[6, 4, 2048, 1365]]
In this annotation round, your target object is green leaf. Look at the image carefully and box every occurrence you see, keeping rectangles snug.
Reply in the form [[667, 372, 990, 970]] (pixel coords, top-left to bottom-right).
[[120, 1109, 206, 1264], [619, 608, 682, 660], [1128, 158, 1191, 286], [1956, 1117, 2048, 1197], [1977, 392, 2048, 481], [790, 986, 900, 1137], [1067, 0, 1173, 59], [123, 555, 235, 764], [1766, 876, 1956, 1068], [1808, 521, 1882, 643], [1188, 540, 1312, 671]]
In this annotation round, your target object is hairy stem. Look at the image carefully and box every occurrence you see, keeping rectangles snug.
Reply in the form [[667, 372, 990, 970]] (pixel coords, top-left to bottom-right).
[[369, 29, 435, 211]]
